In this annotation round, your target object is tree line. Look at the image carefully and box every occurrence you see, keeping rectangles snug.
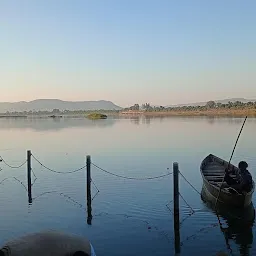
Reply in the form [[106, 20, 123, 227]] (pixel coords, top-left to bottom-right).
[[2, 100, 256, 115], [123, 101, 256, 112], [1, 109, 119, 115]]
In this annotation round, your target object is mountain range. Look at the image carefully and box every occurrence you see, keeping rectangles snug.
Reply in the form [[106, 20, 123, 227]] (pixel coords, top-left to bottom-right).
[[0, 99, 122, 113], [0, 98, 255, 113]]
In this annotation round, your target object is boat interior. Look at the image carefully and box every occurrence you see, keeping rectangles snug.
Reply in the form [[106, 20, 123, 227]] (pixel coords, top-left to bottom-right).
[[202, 156, 239, 193]]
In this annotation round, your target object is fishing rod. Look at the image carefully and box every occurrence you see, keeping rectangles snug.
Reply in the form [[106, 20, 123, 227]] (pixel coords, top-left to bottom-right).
[[214, 116, 248, 256], [214, 115, 248, 210]]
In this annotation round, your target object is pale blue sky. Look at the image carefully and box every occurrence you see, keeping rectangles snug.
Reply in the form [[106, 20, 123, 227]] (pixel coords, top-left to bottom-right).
[[1, 0, 255, 107]]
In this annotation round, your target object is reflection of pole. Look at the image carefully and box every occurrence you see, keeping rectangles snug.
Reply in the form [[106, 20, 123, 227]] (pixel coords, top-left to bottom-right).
[[27, 150, 32, 204], [86, 155, 92, 225], [173, 162, 180, 254]]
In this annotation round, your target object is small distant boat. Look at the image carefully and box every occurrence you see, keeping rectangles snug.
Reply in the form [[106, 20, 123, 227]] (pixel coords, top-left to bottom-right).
[[49, 115, 63, 118], [200, 154, 255, 208]]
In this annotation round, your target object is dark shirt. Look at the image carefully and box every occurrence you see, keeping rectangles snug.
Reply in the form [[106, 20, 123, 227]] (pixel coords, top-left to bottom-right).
[[235, 169, 252, 189]]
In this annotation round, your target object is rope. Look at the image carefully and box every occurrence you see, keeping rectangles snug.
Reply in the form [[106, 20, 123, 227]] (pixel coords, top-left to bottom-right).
[[91, 179, 100, 192], [12, 177, 28, 191], [91, 163, 172, 180], [31, 168, 37, 179], [0, 177, 27, 191], [179, 171, 201, 195], [31, 154, 86, 174], [180, 212, 195, 227], [179, 192, 195, 213], [31, 178, 37, 187], [33, 190, 58, 201], [94, 211, 171, 242], [0, 156, 27, 169], [92, 191, 100, 201], [178, 192, 196, 227], [0, 177, 10, 185], [180, 222, 219, 247], [32, 191, 84, 209], [166, 202, 173, 214]]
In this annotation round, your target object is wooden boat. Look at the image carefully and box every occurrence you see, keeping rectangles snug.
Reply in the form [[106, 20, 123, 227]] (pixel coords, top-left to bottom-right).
[[200, 154, 255, 208]]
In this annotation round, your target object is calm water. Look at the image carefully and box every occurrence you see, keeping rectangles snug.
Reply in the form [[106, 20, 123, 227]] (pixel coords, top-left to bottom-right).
[[0, 116, 256, 255]]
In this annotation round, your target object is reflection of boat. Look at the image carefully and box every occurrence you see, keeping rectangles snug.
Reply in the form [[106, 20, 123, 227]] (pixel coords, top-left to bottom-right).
[[201, 186, 255, 223], [200, 154, 254, 207], [201, 187, 255, 255]]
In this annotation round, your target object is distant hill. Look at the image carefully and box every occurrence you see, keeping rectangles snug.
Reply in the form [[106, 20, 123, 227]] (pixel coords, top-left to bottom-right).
[[166, 98, 256, 108], [0, 99, 122, 113]]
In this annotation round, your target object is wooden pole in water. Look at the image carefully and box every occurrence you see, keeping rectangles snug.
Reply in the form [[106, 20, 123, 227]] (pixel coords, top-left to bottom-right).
[[86, 155, 92, 225], [27, 150, 32, 204], [173, 162, 180, 254]]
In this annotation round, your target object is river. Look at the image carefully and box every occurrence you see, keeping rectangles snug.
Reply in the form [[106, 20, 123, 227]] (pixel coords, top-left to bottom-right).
[[0, 116, 255, 255]]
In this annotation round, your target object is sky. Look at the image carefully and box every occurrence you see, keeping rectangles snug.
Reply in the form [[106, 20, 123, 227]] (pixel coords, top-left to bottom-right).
[[1, 0, 256, 107]]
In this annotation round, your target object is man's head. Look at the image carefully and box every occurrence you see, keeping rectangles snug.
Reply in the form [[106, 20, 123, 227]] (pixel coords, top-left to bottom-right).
[[238, 161, 248, 171]]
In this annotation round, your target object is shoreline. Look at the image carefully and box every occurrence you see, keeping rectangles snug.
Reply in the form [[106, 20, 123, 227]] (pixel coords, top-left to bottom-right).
[[119, 109, 256, 117], [0, 109, 256, 119]]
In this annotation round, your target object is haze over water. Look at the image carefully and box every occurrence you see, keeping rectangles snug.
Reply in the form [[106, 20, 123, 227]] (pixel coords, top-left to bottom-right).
[[0, 116, 255, 255]]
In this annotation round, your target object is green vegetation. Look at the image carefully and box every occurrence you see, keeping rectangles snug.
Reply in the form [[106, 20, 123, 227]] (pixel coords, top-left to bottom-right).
[[0, 109, 118, 117], [122, 101, 256, 117], [2, 100, 256, 118], [124, 101, 256, 112], [87, 113, 108, 119]]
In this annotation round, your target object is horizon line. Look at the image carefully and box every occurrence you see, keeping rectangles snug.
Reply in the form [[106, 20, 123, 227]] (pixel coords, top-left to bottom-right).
[[0, 97, 256, 109]]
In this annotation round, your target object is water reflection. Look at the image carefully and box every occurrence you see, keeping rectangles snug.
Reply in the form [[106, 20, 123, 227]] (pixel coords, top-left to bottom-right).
[[206, 116, 215, 124], [130, 117, 140, 125], [0, 118, 116, 131], [1, 116, 256, 132], [201, 187, 255, 255], [142, 116, 151, 125], [122, 116, 256, 125]]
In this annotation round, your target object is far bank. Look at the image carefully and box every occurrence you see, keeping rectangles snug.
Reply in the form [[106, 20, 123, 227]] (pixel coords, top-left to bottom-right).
[[119, 109, 256, 117], [1, 108, 256, 119]]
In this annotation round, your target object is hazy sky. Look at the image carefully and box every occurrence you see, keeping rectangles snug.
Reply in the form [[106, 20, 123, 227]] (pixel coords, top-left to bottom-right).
[[1, 1, 255, 107]]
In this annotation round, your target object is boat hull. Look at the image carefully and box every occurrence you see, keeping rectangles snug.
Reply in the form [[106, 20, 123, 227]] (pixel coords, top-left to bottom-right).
[[200, 154, 254, 208], [202, 181, 252, 207]]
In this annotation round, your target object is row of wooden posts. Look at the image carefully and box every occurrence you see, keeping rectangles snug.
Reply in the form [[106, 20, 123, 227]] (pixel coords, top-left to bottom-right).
[[26, 151, 180, 254], [26, 151, 93, 224]]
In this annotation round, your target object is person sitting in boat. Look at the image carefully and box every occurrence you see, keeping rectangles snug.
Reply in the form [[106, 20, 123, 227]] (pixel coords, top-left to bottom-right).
[[224, 161, 253, 193]]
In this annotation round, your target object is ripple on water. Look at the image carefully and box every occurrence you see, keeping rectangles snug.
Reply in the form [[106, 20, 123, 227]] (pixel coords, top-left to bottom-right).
[[0, 117, 256, 256]]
